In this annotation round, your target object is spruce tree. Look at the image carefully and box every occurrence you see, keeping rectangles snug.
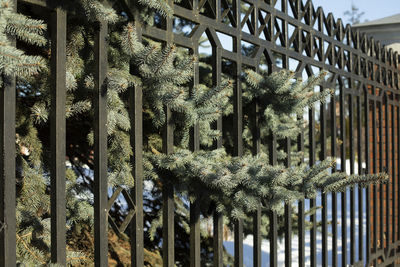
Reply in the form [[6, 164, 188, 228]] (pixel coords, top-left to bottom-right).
[[0, 0, 387, 265]]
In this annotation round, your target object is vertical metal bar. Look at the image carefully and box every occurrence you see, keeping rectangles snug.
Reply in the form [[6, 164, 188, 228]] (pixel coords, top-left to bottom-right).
[[234, 218, 243, 267], [253, 204, 261, 267], [373, 98, 378, 265], [0, 2, 16, 265], [130, 21, 144, 267], [331, 88, 338, 267], [298, 200, 305, 267], [338, 23, 345, 267], [357, 94, 364, 263], [298, 114, 305, 267], [50, 8, 67, 265], [213, 211, 223, 267], [190, 44, 201, 267], [397, 104, 400, 245], [233, 75, 243, 264], [163, 3, 175, 265], [215, 0, 220, 22], [395, 91, 399, 267], [297, 201, 305, 267], [0, 77, 16, 266], [233, 0, 243, 263], [162, 105, 174, 267], [94, 20, 108, 267], [392, 104, 396, 249], [320, 86, 328, 267], [385, 95, 390, 251], [269, 134, 277, 267], [212, 41, 223, 267], [284, 138, 291, 267], [232, 0, 242, 158], [270, 209, 278, 267], [364, 90, 371, 265], [280, 2, 292, 264], [329, 14, 338, 266], [379, 100, 384, 252], [189, 36, 200, 151], [309, 102, 317, 267], [391, 102, 396, 248], [282, 0, 288, 51], [252, 64, 261, 267], [190, 200, 200, 267], [340, 80, 347, 267], [349, 94, 355, 265]]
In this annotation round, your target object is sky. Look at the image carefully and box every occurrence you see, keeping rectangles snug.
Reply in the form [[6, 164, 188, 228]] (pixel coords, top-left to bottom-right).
[[310, 0, 400, 25], [199, 0, 400, 54]]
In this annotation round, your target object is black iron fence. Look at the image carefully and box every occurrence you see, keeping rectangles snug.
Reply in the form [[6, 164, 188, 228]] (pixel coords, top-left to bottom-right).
[[1, 0, 400, 266]]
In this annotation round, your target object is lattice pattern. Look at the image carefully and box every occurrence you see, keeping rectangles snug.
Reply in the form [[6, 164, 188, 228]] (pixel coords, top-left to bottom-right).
[[0, 221, 4, 233], [136, 0, 399, 95], [131, 0, 400, 265], [107, 186, 137, 235], [11, 0, 400, 266]]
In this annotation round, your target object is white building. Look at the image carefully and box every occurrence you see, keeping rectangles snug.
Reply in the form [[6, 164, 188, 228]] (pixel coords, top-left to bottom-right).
[[353, 13, 400, 53]]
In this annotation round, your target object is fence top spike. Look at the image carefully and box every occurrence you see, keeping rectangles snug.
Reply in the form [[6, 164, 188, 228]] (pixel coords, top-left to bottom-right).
[[305, 0, 313, 8], [336, 18, 343, 28], [386, 48, 392, 64], [361, 32, 367, 40], [376, 41, 382, 52], [370, 37, 375, 44], [382, 46, 387, 60], [394, 52, 399, 69], [394, 51, 399, 62]]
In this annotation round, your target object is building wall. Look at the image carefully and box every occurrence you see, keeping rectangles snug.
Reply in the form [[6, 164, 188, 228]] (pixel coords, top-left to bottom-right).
[[355, 24, 400, 52]]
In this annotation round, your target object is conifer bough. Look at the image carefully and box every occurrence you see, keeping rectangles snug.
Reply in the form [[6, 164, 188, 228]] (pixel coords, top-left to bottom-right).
[[0, 2, 388, 265]]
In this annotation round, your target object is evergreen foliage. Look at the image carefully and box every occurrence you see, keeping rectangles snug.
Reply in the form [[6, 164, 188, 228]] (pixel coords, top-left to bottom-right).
[[0, 0, 388, 265], [0, 0, 46, 83], [143, 66, 387, 219], [244, 70, 332, 140]]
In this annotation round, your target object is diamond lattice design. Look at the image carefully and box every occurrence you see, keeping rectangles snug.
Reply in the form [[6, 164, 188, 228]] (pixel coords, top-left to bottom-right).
[[0, 221, 4, 233], [107, 186, 136, 235]]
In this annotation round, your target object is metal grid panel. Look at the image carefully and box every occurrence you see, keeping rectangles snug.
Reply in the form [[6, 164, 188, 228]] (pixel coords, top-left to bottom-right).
[[4, 0, 400, 266]]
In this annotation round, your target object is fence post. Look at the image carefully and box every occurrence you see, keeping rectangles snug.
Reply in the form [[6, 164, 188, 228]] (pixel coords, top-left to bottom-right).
[[94, 20, 108, 267], [233, 0, 244, 264], [0, 74, 16, 267], [162, 1, 175, 264], [298, 113, 305, 267], [129, 18, 144, 267], [269, 133, 277, 267], [252, 66, 261, 267], [212, 41, 224, 267], [50, 7, 67, 265], [0, 0, 16, 265], [189, 43, 201, 267]]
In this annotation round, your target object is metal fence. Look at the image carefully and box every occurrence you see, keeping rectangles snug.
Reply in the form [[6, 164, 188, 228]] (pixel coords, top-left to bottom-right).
[[1, 0, 400, 266]]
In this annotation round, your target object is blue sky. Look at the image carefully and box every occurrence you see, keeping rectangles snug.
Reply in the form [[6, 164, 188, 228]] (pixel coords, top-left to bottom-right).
[[310, 0, 400, 25], [200, 0, 400, 54]]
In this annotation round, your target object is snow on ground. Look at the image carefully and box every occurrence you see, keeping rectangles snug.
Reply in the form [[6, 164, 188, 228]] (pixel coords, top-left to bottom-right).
[[77, 157, 369, 266], [224, 160, 368, 266]]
